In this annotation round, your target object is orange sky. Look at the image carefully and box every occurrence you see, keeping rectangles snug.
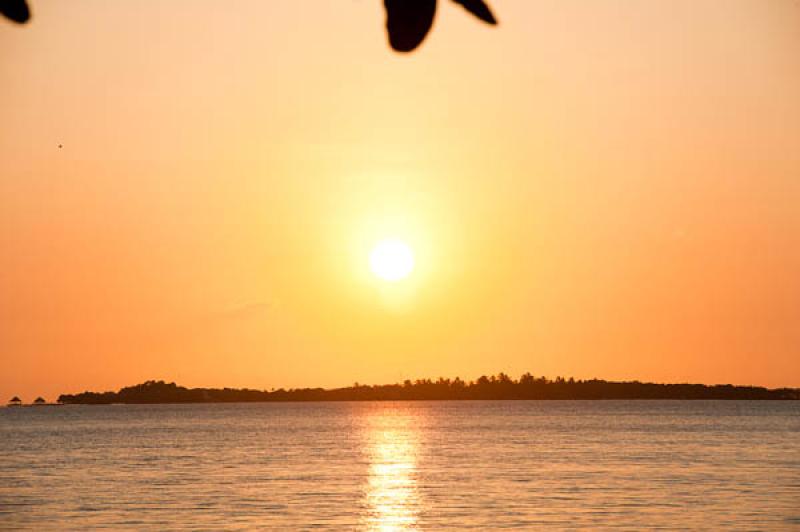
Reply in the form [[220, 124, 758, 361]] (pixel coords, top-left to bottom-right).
[[2, 1, 799, 400]]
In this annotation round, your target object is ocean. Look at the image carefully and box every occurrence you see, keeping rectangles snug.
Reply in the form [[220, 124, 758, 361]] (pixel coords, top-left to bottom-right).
[[1, 401, 798, 530]]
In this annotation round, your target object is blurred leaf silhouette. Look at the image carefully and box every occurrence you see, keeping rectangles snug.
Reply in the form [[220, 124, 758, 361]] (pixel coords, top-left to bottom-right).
[[385, 0, 497, 52], [2, 0, 497, 53], [0, 0, 29, 23]]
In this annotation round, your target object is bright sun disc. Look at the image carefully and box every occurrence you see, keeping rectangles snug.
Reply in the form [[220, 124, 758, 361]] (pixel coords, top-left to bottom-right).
[[369, 239, 415, 282]]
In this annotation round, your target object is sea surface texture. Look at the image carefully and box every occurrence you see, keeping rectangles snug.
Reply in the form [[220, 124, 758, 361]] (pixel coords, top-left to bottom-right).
[[1, 401, 798, 530]]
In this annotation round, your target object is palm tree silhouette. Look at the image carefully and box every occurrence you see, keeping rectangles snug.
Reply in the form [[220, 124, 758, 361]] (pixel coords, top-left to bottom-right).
[[1, 0, 497, 53]]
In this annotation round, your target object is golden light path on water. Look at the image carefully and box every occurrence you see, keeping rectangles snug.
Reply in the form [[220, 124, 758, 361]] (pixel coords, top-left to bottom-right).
[[362, 409, 421, 531]]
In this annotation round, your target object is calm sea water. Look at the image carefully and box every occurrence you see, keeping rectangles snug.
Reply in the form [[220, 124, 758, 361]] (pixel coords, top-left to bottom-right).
[[1, 401, 798, 530]]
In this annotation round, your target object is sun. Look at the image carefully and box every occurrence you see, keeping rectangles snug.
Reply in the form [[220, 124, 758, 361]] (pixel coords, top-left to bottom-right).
[[369, 239, 415, 282]]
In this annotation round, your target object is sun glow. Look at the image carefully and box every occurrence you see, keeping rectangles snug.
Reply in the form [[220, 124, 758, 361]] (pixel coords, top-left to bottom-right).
[[369, 239, 415, 282]]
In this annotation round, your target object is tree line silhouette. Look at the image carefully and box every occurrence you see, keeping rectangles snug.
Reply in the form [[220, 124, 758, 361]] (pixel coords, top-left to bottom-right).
[[57, 374, 799, 404]]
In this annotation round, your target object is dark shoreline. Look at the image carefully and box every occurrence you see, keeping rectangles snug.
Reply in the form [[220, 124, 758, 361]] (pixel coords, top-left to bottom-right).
[[40, 398, 800, 407], [54, 376, 800, 405]]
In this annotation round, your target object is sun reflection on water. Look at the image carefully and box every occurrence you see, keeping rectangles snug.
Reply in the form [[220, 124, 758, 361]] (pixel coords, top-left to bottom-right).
[[362, 409, 421, 531]]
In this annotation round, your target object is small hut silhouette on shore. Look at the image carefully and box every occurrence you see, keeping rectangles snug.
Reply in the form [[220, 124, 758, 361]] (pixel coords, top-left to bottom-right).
[[33, 397, 46, 405], [8, 396, 22, 407]]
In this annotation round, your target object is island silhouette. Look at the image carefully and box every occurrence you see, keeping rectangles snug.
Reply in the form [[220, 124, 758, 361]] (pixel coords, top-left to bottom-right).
[[56, 374, 799, 404]]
